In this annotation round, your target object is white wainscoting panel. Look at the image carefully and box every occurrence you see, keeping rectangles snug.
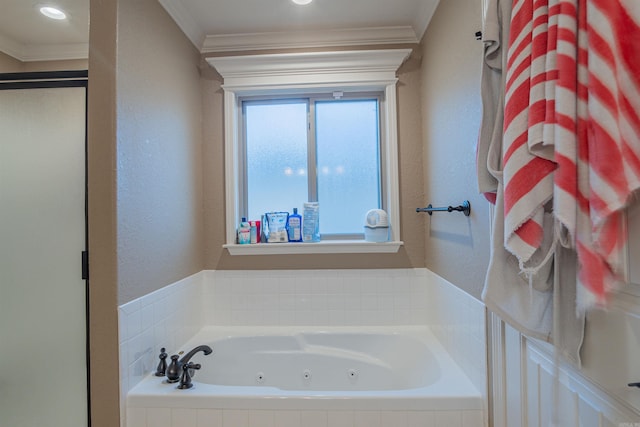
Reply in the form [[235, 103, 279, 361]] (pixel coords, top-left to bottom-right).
[[491, 313, 640, 427]]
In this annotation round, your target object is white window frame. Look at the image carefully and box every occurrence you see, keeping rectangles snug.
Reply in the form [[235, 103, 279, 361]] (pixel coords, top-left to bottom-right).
[[206, 49, 410, 255]]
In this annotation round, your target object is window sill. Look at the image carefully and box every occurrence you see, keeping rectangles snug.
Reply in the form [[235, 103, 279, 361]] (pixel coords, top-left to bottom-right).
[[223, 240, 403, 256]]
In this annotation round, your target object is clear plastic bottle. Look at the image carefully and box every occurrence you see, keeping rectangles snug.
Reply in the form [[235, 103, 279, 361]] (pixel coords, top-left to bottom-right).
[[237, 217, 251, 244], [250, 221, 257, 244], [302, 202, 320, 242]]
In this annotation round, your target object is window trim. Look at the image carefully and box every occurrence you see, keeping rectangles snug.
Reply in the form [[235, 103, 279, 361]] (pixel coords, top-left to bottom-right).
[[206, 49, 411, 254]]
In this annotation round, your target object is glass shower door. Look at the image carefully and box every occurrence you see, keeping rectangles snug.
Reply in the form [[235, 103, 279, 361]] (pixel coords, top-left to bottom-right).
[[0, 85, 88, 426]]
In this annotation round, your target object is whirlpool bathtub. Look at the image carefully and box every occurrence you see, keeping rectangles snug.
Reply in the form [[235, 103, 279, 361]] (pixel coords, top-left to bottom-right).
[[127, 326, 483, 415]]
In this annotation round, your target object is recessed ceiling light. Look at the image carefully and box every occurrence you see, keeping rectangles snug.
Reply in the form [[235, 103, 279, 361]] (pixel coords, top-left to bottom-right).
[[291, 0, 313, 5], [40, 6, 67, 20]]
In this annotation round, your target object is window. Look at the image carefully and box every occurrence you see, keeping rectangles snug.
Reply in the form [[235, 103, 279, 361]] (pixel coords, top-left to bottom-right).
[[207, 49, 410, 254], [241, 95, 383, 239]]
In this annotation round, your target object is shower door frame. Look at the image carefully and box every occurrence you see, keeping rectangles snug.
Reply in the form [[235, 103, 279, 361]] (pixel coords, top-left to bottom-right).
[[0, 70, 90, 427]]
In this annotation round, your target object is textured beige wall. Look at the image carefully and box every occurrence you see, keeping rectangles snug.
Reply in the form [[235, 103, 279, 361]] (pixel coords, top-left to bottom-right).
[[202, 48, 426, 270], [88, 0, 119, 424], [88, 0, 205, 423], [420, 0, 491, 300], [115, 0, 204, 304]]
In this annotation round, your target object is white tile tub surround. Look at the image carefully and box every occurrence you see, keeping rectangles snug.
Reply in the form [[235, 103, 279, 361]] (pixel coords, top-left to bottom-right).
[[203, 268, 431, 327], [421, 269, 487, 403], [120, 268, 488, 427], [201, 268, 487, 397], [118, 271, 205, 423], [126, 407, 484, 427]]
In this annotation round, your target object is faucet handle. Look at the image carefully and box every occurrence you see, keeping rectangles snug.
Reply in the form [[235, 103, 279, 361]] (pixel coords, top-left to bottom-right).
[[154, 347, 168, 377], [177, 362, 201, 389]]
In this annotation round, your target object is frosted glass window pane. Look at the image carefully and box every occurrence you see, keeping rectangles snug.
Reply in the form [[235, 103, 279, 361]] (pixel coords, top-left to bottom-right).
[[245, 101, 308, 221], [316, 99, 380, 235]]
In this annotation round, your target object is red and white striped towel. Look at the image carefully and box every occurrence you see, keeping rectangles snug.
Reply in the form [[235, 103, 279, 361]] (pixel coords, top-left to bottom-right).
[[504, 0, 640, 308], [576, 0, 640, 307], [552, 0, 583, 249], [503, 0, 557, 267]]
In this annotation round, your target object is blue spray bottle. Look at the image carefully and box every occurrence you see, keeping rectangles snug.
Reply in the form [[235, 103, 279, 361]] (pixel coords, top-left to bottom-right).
[[287, 208, 302, 242]]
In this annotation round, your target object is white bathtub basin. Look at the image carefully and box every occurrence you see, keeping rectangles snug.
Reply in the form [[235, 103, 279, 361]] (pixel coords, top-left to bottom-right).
[[196, 330, 440, 391], [127, 326, 481, 411]]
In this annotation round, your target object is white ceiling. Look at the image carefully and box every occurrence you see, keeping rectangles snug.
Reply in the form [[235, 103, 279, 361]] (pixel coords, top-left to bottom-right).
[[0, 0, 439, 62], [0, 0, 89, 62]]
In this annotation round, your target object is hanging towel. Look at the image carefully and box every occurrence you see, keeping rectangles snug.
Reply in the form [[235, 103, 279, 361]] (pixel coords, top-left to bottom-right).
[[552, 0, 583, 252], [553, 243, 584, 366], [477, 0, 513, 198], [481, 0, 554, 341], [482, 0, 586, 365], [575, 0, 640, 308], [542, 0, 560, 153], [503, 0, 558, 267], [551, 0, 589, 320], [483, 187, 554, 342]]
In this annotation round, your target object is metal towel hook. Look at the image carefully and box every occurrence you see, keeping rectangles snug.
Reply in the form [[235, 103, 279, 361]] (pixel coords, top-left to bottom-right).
[[416, 200, 471, 217]]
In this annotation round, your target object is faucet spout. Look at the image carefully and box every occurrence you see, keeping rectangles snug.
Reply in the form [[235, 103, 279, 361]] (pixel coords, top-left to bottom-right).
[[165, 345, 213, 383], [179, 345, 213, 365]]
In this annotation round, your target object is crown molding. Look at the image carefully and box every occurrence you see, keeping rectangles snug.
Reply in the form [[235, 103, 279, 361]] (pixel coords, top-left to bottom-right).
[[20, 43, 88, 62], [156, 0, 434, 53], [157, 0, 205, 49], [206, 48, 412, 90], [0, 36, 88, 62], [201, 26, 419, 53], [0, 33, 26, 61]]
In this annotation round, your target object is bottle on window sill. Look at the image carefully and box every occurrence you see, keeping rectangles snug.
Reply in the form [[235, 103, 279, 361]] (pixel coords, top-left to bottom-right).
[[287, 208, 302, 242], [250, 221, 258, 244], [302, 202, 320, 243], [238, 217, 251, 244]]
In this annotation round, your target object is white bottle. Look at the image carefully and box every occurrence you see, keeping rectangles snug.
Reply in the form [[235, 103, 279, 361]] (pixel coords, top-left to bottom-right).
[[302, 202, 320, 242]]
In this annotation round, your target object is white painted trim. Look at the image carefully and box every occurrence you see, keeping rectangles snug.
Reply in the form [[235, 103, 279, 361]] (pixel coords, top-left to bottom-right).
[[384, 84, 401, 241], [492, 311, 640, 426], [210, 49, 411, 248], [201, 26, 419, 53], [489, 312, 507, 427], [0, 34, 25, 62], [157, 0, 205, 49], [19, 43, 88, 62], [224, 90, 239, 246], [527, 338, 640, 425], [207, 49, 412, 89], [224, 240, 403, 255]]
